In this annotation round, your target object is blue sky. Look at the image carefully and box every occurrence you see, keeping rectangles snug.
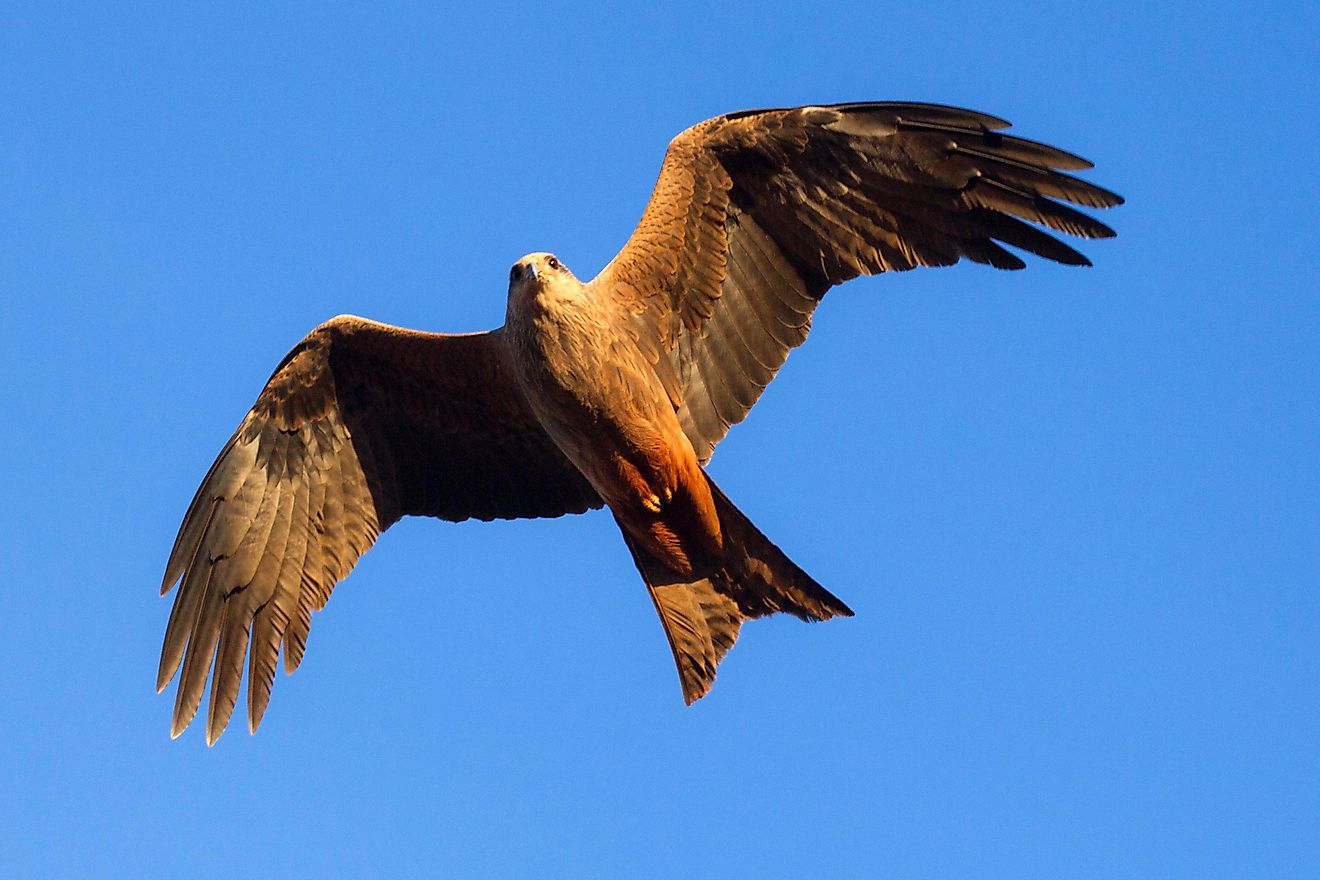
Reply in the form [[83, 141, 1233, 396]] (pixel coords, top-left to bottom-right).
[[2, 2, 1317, 877]]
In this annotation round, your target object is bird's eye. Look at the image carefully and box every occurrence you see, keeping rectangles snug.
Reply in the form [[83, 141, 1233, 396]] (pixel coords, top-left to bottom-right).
[[510, 265, 521, 283], [547, 256, 561, 271]]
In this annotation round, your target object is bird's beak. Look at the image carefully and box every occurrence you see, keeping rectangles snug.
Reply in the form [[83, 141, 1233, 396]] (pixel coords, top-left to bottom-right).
[[527, 263, 541, 282]]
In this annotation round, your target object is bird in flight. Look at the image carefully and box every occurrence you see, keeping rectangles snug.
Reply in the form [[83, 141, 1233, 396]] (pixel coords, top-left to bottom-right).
[[158, 102, 1122, 744]]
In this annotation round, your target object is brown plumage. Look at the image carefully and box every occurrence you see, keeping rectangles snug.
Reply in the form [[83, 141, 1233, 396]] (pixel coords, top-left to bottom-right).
[[159, 102, 1122, 743]]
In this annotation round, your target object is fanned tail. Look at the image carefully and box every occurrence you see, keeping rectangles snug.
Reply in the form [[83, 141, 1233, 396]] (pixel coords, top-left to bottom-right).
[[620, 473, 853, 703]]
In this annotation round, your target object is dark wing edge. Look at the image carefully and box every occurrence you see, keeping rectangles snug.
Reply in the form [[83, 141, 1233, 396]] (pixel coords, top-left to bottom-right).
[[591, 101, 1125, 461], [158, 314, 600, 744]]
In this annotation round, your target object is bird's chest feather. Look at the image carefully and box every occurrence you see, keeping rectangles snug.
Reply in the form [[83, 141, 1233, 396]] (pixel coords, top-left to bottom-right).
[[508, 290, 621, 410], [506, 289, 686, 501]]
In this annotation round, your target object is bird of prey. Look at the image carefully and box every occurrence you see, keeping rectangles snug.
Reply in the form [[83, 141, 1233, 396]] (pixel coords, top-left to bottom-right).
[[158, 101, 1121, 744]]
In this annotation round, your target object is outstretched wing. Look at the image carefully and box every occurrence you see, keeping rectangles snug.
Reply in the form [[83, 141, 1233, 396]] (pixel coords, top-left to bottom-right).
[[158, 314, 600, 744], [590, 102, 1124, 462]]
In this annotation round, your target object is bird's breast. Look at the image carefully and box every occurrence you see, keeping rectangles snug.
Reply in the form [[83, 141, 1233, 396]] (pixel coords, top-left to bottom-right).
[[505, 291, 689, 511], [507, 288, 615, 401]]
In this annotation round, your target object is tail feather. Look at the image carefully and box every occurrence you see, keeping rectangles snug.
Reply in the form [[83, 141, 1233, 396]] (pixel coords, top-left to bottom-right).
[[703, 478, 854, 623], [621, 473, 853, 704]]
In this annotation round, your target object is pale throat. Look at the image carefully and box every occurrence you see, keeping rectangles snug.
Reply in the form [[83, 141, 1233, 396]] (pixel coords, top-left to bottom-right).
[[506, 275, 596, 331]]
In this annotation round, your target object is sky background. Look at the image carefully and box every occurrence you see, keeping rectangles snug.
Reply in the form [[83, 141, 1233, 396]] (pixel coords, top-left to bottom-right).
[[2, 2, 1317, 877]]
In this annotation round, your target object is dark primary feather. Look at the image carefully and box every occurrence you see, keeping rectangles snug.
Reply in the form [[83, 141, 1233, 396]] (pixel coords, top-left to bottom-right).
[[158, 315, 600, 744], [592, 101, 1123, 462]]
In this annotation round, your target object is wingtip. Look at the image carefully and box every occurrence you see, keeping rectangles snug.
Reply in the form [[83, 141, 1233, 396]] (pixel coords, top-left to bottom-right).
[[206, 711, 229, 747], [155, 661, 176, 694]]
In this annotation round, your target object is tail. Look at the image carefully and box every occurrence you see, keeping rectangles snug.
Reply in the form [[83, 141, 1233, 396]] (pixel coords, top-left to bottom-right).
[[619, 473, 854, 704]]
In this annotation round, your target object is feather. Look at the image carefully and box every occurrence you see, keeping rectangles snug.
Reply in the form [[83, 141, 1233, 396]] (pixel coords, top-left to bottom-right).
[[158, 316, 601, 741]]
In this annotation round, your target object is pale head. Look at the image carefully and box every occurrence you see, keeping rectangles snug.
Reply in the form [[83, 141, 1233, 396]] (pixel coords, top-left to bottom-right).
[[506, 253, 583, 323], [508, 252, 576, 290]]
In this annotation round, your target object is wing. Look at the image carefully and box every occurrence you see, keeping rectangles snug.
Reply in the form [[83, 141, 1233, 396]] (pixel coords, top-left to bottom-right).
[[158, 314, 601, 744], [589, 102, 1124, 462]]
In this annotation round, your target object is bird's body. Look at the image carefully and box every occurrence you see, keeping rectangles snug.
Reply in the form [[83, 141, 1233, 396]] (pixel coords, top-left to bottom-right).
[[505, 253, 721, 576], [158, 102, 1123, 743]]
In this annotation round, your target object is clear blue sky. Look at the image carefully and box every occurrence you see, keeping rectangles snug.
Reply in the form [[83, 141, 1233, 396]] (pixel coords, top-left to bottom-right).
[[2, 2, 1316, 877]]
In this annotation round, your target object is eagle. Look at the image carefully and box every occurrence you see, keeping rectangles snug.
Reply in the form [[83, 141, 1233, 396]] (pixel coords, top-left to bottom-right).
[[158, 102, 1122, 744]]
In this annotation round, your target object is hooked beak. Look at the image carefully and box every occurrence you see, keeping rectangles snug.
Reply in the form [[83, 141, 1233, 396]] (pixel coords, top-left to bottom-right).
[[526, 262, 541, 282]]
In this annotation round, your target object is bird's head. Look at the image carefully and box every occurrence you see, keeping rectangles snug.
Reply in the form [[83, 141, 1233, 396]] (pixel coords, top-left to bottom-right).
[[505, 252, 584, 325], [508, 252, 576, 293]]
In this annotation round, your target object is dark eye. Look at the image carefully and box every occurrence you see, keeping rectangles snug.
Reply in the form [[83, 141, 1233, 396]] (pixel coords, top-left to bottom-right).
[[547, 256, 561, 271], [510, 264, 521, 283]]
